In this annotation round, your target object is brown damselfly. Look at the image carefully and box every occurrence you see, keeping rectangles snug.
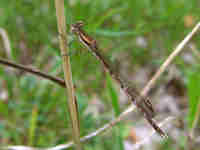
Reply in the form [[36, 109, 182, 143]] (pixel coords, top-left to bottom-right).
[[70, 21, 167, 138]]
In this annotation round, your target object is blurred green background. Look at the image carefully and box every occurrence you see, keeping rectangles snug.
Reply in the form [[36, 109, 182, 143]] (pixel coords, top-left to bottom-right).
[[0, 0, 200, 150]]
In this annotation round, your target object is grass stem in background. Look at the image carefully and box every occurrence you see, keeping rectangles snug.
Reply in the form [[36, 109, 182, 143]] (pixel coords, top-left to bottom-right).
[[54, 0, 82, 149]]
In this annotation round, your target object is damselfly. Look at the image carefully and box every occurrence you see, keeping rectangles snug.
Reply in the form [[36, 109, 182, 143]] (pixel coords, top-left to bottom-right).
[[71, 21, 166, 138]]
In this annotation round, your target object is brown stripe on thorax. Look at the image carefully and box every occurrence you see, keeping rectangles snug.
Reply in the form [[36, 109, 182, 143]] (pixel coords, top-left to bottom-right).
[[78, 29, 96, 47]]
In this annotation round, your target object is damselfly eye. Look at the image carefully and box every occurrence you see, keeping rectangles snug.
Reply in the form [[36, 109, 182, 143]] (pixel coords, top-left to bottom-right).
[[71, 21, 84, 33], [71, 21, 84, 29], [75, 21, 84, 27]]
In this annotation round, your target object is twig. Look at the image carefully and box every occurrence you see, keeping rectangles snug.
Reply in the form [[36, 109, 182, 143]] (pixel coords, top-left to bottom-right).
[[54, 0, 82, 150], [1, 146, 38, 150], [0, 57, 65, 87]]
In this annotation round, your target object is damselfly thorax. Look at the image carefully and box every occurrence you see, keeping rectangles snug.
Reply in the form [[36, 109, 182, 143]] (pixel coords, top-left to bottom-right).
[[71, 21, 98, 51]]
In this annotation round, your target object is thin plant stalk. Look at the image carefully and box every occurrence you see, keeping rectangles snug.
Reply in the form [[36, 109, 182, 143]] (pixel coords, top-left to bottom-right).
[[54, 0, 82, 150], [0, 57, 66, 87]]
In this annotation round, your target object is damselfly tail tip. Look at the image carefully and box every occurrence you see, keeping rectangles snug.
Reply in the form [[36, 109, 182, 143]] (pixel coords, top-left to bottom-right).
[[160, 132, 168, 139], [156, 126, 168, 139]]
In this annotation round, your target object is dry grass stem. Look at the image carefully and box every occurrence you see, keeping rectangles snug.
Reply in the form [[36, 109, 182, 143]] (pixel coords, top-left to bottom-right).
[[0, 28, 12, 59], [54, 0, 82, 149]]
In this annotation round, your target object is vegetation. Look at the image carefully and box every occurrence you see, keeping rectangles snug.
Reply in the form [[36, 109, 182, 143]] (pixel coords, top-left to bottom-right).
[[0, 0, 200, 149]]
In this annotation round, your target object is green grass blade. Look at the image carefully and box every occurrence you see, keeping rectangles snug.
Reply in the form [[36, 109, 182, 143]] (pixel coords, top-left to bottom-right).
[[187, 72, 200, 128], [106, 74, 120, 116], [28, 106, 38, 146], [106, 73, 124, 150]]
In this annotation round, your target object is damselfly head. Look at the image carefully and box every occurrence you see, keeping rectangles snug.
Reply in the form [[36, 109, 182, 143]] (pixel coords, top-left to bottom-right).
[[71, 21, 84, 34]]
